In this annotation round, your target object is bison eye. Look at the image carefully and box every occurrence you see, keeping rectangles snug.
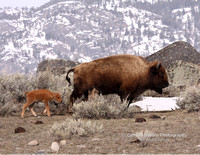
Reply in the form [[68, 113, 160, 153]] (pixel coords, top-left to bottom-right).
[[159, 72, 164, 77]]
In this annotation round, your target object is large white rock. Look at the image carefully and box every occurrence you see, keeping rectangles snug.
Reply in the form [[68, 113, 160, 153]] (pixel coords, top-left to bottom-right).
[[51, 142, 60, 152]]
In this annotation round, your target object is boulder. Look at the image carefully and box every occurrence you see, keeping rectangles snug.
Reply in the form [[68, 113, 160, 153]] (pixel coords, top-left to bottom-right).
[[37, 59, 79, 76]]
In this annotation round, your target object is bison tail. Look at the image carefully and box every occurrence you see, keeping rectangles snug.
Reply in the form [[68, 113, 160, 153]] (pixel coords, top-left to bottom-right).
[[66, 68, 75, 86]]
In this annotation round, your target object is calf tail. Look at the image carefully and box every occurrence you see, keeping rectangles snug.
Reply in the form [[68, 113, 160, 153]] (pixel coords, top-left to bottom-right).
[[66, 68, 75, 86]]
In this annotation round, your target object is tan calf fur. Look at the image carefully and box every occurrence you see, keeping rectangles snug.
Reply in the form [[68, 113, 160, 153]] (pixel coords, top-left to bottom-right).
[[21, 89, 62, 118]]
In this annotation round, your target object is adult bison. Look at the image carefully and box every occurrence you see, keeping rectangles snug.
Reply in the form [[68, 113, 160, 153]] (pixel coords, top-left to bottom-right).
[[66, 54, 169, 112]]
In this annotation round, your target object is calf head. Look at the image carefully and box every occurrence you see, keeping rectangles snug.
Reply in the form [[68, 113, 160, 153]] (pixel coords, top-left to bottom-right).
[[149, 61, 169, 94], [53, 93, 62, 103]]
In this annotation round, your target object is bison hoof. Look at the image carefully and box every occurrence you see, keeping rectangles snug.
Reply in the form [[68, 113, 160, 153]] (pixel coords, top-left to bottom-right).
[[68, 112, 73, 115]]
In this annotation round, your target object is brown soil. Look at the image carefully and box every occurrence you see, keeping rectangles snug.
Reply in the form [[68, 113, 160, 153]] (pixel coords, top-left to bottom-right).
[[0, 111, 200, 154]]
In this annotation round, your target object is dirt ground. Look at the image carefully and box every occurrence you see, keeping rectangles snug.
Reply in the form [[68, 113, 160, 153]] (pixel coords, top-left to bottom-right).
[[0, 110, 200, 154]]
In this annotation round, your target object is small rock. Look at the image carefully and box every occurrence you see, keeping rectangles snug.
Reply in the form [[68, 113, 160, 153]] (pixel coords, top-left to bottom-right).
[[77, 145, 86, 148], [36, 150, 47, 154], [60, 140, 67, 145], [197, 144, 200, 147], [135, 118, 146, 123], [77, 128, 86, 136], [149, 114, 161, 119], [161, 115, 166, 120], [51, 142, 60, 152], [15, 127, 26, 133], [28, 140, 39, 146], [130, 138, 141, 144], [35, 120, 44, 124], [91, 138, 100, 141]]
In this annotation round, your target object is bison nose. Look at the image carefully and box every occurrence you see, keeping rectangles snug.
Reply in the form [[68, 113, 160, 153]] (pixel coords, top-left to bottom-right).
[[165, 82, 169, 87]]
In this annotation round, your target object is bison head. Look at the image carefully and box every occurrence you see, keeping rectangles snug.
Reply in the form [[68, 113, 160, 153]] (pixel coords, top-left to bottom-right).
[[149, 61, 169, 94]]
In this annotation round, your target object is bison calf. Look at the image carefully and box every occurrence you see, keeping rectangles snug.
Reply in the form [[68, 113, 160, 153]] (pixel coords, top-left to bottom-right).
[[21, 89, 62, 118], [66, 54, 169, 113]]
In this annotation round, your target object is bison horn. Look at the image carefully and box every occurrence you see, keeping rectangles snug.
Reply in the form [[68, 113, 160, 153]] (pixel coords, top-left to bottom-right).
[[156, 62, 161, 69]]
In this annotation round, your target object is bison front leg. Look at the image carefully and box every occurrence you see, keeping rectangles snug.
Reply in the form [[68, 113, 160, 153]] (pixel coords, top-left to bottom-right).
[[127, 97, 134, 108], [69, 87, 86, 113], [69, 90, 78, 113], [69, 95, 74, 113]]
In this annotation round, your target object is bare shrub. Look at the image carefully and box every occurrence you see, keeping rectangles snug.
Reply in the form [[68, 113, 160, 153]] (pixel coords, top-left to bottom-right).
[[143, 85, 178, 97], [72, 95, 141, 119], [49, 118, 103, 139], [0, 74, 37, 116], [0, 74, 37, 102], [176, 87, 200, 112], [0, 102, 21, 116]]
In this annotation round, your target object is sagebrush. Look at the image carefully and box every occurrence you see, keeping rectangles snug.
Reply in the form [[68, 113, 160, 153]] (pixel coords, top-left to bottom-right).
[[72, 95, 141, 119], [176, 86, 200, 112], [0, 74, 37, 116], [49, 118, 103, 138]]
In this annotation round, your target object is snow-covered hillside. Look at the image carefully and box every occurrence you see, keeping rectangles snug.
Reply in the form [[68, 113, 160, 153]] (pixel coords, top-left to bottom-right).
[[0, 0, 199, 74]]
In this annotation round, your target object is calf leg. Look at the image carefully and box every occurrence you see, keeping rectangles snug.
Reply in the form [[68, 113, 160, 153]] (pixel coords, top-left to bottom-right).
[[30, 107, 37, 117], [43, 100, 50, 117], [21, 99, 34, 118], [29, 103, 37, 117], [43, 109, 47, 114]]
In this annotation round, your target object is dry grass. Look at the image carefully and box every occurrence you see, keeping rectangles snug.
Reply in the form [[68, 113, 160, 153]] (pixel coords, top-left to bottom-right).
[[176, 86, 200, 112], [72, 95, 141, 119], [1, 111, 200, 154], [49, 118, 103, 139]]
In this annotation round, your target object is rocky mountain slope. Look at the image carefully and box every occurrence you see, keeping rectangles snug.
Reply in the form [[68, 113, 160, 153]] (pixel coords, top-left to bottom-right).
[[146, 41, 200, 67], [0, 0, 200, 74]]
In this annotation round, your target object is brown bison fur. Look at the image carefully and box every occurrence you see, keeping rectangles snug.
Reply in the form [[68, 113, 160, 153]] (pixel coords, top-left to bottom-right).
[[21, 89, 62, 118], [66, 54, 169, 112]]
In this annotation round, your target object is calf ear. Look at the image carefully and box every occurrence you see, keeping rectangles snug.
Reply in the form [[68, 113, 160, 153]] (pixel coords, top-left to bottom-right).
[[150, 61, 161, 75]]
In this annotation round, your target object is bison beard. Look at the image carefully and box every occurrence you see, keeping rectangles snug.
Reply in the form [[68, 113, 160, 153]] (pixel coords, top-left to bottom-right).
[[66, 54, 169, 113]]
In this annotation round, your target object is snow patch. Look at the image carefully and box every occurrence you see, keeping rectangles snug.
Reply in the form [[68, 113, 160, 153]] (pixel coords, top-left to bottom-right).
[[133, 97, 179, 111]]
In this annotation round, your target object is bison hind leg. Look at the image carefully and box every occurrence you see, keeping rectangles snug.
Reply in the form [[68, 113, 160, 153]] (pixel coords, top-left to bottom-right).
[[82, 91, 89, 101]]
